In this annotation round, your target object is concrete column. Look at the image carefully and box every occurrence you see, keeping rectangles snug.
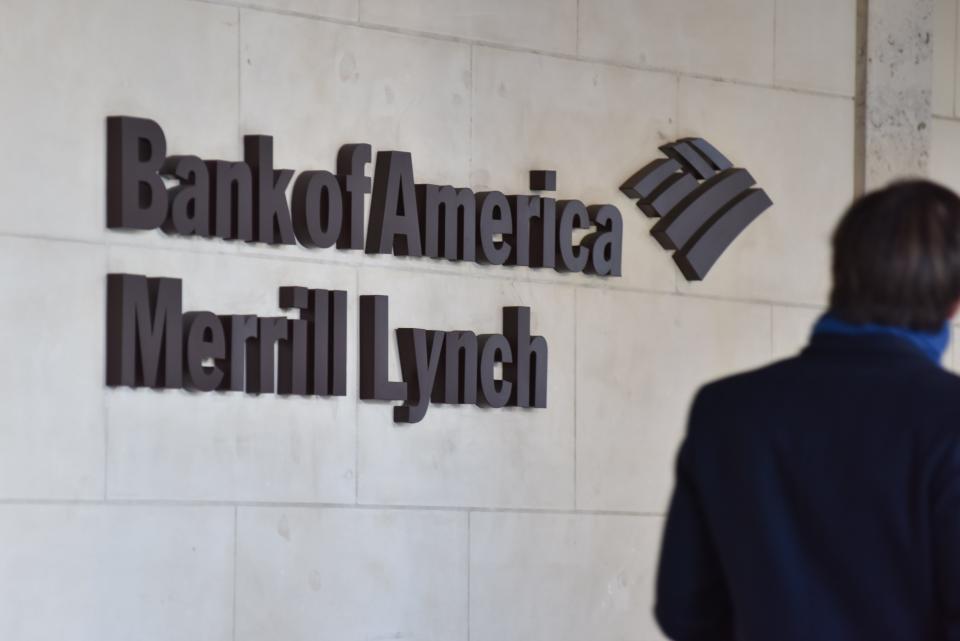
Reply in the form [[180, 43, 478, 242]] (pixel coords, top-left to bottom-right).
[[855, 0, 935, 193]]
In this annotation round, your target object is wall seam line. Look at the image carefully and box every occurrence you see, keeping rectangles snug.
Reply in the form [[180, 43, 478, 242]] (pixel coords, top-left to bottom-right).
[[769, 303, 775, 357], [573, 287, 578, 510], [103, 399, 109, 500], [0, 498, 667, 517], [0, 232, 827, 311], [237, 7, 242, 142], [466, 510, 472, 641], [954, 0, 959, 118], [232, 505, 238, 641], [771, 0, 778, 85], [102, 247, 110, 501], [853, 0, 869, 196], [354, 266, 361, 504], [673, 72, 682, 295], [575, 0, 581, 57], [469, 43, 475, 188], [184, 0, 854, 102]]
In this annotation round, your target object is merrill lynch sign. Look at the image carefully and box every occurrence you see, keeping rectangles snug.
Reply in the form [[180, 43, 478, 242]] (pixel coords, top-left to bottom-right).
[[104, 116, 623, 423]]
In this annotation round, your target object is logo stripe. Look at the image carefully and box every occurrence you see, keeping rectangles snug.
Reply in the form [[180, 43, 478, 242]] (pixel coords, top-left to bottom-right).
[[674, 189, 773, 280], [683, 138, 733, 171], [641, 172, 699, 218], [662, 141, 716, 179], [620, 158, 682, 200], [651, 168, 756, 250]]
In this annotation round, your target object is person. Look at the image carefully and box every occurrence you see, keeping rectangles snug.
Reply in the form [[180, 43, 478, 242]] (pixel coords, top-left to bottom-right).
[[655, 180, 960, 641]]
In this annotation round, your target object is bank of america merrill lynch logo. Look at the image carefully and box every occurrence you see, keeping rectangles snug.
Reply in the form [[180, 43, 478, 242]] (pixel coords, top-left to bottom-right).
[[621, 138, 772, 281]]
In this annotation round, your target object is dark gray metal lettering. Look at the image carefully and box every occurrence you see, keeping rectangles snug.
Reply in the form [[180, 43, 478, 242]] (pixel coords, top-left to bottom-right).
[[529, 170, 556, 191], [583, 204, 624, 277], [247, 317, 288, 394], [292, 170, 343, 249], [528, 170, 558, 269], [161, 155, 210, 236], [337, 143, 372, 250], [555, 200, 590, 272], [476, 191, 512, 265], [245, 135, 295, 245], [417, 184, 476, 261], [183, 311, 226, 392], [477, 334, 513, 408], [328, 290, 348, 397], [107, 116, 167, 230], [206, 160, 253, 241], [359, 295, 406, 401], [502, 307, 547, 409], [395, 329, 444, 423], [507, 195, 540, 267], [367, 151, 422, 257], [433, 330, 478, 405], [530, 196, 557, 269], [106, 274, 182, 388], [218, 314, 258, 392], [278, 286, 309, 396]]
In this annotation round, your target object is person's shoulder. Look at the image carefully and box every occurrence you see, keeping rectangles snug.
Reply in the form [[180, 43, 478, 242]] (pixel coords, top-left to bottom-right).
[[693, 357, 799, 404], [913, 369, 960, 467], [698, 354, 960, 398], [925, 363, 960, 387], [913, 365, 960, 409], [681, 359, 799, 433]]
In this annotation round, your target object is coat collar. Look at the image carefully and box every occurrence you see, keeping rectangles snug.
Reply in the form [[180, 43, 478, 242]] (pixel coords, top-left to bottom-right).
[[801, 332, 937, 363]]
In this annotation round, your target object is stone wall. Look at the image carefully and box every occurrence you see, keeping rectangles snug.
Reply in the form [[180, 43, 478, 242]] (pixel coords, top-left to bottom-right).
[[0, 1, 861, 639], [929, 0, 960, 366]]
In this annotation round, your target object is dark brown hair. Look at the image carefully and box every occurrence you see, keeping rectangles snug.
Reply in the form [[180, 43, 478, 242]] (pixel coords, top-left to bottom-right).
[[830, 180, 960, 331]]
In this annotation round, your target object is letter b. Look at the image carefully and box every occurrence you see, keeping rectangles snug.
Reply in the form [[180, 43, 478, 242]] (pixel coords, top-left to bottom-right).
[[107, 116, 168, 230]]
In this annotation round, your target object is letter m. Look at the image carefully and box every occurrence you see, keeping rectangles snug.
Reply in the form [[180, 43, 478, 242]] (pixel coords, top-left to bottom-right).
[[106, 274, 183, 388], [418, 184, 476, 261]]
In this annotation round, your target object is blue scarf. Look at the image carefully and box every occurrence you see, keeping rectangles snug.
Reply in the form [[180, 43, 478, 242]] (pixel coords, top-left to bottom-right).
[[812, 312, 950, 365]]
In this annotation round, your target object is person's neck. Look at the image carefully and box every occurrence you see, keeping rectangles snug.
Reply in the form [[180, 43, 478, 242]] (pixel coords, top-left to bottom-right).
[[812, 312, 951, 365]]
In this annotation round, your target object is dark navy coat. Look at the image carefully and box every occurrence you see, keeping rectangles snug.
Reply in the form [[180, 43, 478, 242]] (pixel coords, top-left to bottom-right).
[[656, 333, 960, 641]]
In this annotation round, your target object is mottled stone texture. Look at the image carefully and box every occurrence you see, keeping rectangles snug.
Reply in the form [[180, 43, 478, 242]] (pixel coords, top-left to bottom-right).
[[928, 0, 960, 354], [931, 0, 958, 117], [857, 0, 935, 192], [0, 0, 861, 639]]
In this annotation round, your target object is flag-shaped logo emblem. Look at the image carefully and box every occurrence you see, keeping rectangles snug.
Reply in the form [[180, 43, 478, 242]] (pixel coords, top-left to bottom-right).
[[620, 138, 772, 280]]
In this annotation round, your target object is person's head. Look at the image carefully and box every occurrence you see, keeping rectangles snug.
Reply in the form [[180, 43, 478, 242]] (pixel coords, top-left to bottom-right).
[[830, 179, 960, 331]]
